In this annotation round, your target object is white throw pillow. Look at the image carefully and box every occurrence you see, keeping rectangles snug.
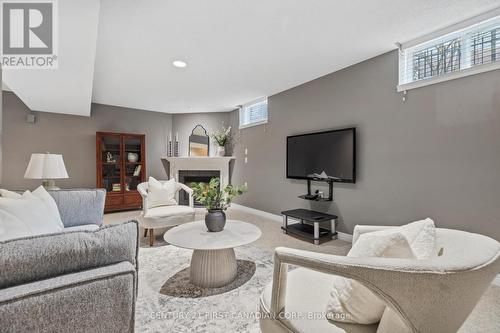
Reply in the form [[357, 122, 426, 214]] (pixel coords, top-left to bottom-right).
[[30, 186, 65, 229], [0, 209, 31, 241], [375, 218, 437, 332], [326, 229, 416, 324], [0, 187, 64, 230], [147, 177, 177, 208], [400, 218, 436, 259], [0, 196, 63, 239], [0, 189, 23, 199], [348, 228, 416, 258]]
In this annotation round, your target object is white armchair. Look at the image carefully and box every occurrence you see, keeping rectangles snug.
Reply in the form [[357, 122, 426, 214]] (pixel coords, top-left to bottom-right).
[[260, 227, 500, 333], [137, 180, 195, 246]]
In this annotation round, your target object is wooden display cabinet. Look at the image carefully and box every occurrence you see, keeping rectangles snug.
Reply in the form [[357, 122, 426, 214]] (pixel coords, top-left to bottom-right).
[[96, 132, 146, 212]]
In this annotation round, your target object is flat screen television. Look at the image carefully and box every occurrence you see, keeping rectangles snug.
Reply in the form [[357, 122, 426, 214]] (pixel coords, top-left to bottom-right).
[[286, 127, 356, 183]]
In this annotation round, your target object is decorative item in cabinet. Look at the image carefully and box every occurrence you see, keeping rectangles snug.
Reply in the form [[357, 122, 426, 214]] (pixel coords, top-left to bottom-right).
[[127, 152, 139, 163], [96, 132, 146, 212]]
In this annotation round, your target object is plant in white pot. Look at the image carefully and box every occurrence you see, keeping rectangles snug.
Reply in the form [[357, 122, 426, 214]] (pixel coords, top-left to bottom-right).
[[210, 125, 231, 157], [192, 177, 247, 232]]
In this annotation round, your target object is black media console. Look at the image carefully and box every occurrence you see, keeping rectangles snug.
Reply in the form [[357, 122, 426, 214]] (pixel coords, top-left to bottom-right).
[[281, 208, 338, 245]]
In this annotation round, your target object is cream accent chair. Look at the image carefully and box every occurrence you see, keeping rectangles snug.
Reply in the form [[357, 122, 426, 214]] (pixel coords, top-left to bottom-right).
[[137, 180, 195, 246], [260, 226, 500, 333]]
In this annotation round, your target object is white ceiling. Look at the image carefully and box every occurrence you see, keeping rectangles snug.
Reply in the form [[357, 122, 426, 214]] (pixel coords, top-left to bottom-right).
[[4, 0, 500, 115], [2, 0, 100, 116]]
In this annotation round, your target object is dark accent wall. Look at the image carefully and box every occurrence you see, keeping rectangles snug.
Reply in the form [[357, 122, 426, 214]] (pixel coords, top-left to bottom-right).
[[229, 50, 500, 239], [1, 92, 172, 189]]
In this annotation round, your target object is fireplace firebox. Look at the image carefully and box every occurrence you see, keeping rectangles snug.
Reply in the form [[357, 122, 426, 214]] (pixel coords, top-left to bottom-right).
[[178, 170, 220, 206]]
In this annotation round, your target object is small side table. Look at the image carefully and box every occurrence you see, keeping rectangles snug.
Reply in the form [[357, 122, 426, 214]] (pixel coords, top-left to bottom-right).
[[281, 209, 338, 245]]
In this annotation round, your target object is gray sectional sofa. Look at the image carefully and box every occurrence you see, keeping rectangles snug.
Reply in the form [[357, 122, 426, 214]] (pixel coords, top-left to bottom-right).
[[0, 189, 139, 333]]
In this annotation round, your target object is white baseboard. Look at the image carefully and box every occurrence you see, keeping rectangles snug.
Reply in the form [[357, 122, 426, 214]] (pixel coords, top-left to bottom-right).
[[231, 203, 282, 222], [493, 274, 500, 287], [336, 232, 354, 243], [230, 203, 353, 243]]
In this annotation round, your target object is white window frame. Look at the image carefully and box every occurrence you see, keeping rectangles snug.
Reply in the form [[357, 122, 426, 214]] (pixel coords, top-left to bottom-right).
[[397, 9, 500, 92], [239, 97, 268, 129]]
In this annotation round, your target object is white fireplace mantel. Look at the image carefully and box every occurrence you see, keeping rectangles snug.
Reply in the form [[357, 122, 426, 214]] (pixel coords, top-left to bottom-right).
[[162, 156, 235, 188]]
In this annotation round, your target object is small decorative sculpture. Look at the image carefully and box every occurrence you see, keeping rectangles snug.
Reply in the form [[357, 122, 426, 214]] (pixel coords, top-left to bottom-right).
[[106, 152, 115, 163]]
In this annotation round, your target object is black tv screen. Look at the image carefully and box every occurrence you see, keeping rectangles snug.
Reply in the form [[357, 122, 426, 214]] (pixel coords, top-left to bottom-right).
[[286, 128, 356, 183]]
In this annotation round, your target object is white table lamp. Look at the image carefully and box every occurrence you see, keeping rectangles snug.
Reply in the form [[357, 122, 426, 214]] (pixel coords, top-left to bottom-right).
[[24, 153, 69, 190]]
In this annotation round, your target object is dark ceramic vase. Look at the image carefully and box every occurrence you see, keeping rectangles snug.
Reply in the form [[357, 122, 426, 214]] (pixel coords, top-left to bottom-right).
[[205, 209, 226, 232]]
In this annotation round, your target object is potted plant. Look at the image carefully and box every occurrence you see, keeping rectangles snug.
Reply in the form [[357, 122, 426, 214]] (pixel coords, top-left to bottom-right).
[[210, 125, 231, 157], [191, 177, 247, 232]]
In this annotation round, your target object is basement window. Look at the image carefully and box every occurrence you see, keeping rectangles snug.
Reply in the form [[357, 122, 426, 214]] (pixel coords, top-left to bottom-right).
[[239, 98, 268, 129], [398, 13, 500, 91]]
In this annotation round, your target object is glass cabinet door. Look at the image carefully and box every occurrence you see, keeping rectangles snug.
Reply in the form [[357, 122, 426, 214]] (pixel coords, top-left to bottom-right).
[[100, 135, 122, 193], [124, 136, 143, 192]]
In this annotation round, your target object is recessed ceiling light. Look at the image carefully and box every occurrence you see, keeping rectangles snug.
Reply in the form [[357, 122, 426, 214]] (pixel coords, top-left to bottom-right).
[[172, 60, 187, 68]]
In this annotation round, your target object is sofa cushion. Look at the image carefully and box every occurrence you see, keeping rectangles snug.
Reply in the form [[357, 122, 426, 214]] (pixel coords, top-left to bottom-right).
[[0, 221, 138, 288], [47, 189, 105, 227], [63, 224, 100, 232], [0, 262, 135, 333], [144, 204, 195, 219], [261, 267, 378, 333]]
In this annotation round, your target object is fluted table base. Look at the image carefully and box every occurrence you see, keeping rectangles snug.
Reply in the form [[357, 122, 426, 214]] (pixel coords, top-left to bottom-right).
[[189, 248, 238, 288]]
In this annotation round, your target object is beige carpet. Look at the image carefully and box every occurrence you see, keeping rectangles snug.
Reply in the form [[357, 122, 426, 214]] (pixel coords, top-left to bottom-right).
[[105, 207, 500, 332]]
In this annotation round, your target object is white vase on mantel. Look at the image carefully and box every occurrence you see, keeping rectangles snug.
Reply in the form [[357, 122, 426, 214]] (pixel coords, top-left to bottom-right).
[[216, 146, 225, 157]]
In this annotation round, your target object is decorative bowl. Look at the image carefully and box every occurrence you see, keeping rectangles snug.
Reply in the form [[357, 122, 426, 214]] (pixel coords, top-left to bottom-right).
[[127, 152, 139, 163]]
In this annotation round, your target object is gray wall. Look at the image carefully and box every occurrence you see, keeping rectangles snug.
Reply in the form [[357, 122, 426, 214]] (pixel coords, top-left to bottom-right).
[[1, 92, 172, 189], [229, 50, 500, 239], [0, 67, 2, 184], [172, 112, 230, 157], [2, 50, 499, 239]]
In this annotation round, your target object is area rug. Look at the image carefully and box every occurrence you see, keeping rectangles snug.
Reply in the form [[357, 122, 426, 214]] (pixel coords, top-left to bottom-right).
[[134, 241, 500, 333], [135, 244, 274, 333], [108, 208, 500, 333]]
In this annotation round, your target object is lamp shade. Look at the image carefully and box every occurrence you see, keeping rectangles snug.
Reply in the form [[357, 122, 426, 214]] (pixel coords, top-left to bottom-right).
[[24, 153, 69, 179]]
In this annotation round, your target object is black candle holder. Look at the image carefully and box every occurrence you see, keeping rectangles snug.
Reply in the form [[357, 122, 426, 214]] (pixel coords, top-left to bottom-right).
[[168, 140, 173, 157]]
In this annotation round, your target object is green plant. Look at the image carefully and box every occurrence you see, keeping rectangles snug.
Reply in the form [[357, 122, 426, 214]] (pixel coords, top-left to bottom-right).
[[210, 125, 231, 147], [191, 177, 247, 211]]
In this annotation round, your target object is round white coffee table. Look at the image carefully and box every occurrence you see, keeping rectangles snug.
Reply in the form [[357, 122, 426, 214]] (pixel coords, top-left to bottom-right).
[[164, 220, 261, 288]]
